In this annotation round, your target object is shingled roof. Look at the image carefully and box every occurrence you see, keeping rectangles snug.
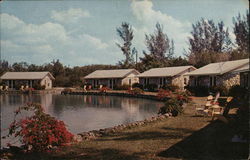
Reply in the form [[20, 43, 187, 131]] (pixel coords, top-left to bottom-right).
[[138, 66, 196, 78], [84, 69, 140, 79], [186, 59, 249, 76], [0, 72, 55, 80]]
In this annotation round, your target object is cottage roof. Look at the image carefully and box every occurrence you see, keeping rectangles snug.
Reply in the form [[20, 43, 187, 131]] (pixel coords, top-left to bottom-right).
[[232, 63, 249, 73], [0, 72, 55, 80], [186, 59, 249, 76], [84, 69, 140, 79], [138, 66, 196, 78]]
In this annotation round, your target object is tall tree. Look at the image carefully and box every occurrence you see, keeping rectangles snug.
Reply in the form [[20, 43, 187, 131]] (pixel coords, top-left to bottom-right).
[[231, 10, 249, 59], [140, 23, 173, 71], [186, 18, 233, 68], [116, 22, 136, 68]]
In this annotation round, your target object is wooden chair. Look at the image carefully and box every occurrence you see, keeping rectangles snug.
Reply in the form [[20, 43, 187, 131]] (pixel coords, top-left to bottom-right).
[[210, 104, 223, 121]]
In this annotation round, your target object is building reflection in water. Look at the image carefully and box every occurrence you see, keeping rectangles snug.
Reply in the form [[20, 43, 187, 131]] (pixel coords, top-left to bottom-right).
[[1, 94, 163, 144]]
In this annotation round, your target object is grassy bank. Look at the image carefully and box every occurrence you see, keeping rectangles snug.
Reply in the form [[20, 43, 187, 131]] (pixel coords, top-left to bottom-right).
[[2, 100, 248, 160]]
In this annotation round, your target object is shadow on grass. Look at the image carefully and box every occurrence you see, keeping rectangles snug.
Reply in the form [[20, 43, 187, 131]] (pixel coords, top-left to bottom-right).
[[158, 121, 249, 159], [99, 127, 195, 142], [3, 148, 142, 160]]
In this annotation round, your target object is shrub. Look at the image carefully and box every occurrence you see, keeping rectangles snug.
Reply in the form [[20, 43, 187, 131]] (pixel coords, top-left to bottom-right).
[[114, 84, 131, 90], [161, 84, 179, 92], [132, 83, 143, 89], [99, 86, 110, 93], [185, 85, 209, 96], [209, 85, 228, 96], [6, 103, 74, 152], [158, 98, 183, 116], [33, 82, 46, 90], [228, 85, 247, 98], [144, 83, 158, 92], [175, 91, 192, 105], [128, 87, 144, 95], [157, 89, 172, 100]]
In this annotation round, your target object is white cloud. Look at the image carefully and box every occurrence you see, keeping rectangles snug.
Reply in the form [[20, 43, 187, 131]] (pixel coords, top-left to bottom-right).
[[131, 0, 191, 56], [51, 8, 90, 23], [0, 13, 120, 66], [80, 34, 108, 49]]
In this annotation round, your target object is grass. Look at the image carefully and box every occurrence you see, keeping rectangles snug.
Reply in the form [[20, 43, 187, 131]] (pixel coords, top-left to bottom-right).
[[1, 99, 248, 160]]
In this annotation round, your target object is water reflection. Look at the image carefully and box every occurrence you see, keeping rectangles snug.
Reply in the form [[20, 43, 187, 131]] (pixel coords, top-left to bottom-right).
[[1, 94, 163, 147]]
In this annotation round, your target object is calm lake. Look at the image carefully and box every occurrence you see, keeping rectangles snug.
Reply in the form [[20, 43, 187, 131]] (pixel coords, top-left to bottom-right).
[[1, 94, 163, 147]]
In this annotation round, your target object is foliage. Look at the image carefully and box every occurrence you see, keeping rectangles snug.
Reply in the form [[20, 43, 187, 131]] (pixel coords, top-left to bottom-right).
[[157, 89, 172, 100], [175, 91, 193, 105], [140, 23, 174, 71], [185, 86, 209, 96], [132, 83, 143, 89], [33, 82, 46, 90], [127, 87, 144, 95], [158, 98, 183, 116], [114, 84, 131, 90], [228, 85, 247, 98], [144, 83, 158, 92], [99, 86, 110, 93], [116, 22, 136, 68], [6, 103, 74, 152], [186, 18, 232, 68], [233, 10, 249, 54], [161, 84, 179, 92]]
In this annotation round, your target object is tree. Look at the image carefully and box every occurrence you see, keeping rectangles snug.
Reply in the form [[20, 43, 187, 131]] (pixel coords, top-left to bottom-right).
[[12, 62, 29, 72], [186, 18, 232, 68], [231, 10, 249, 60], [116, 22, 136, 68], [140, 23, 173, 71]]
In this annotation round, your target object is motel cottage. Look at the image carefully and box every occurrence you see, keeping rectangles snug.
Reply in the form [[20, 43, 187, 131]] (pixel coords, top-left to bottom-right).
[[185, 59, 249, 89], [0, 72, 55, 90], [138, 66, 196, 89], [83, 69, 140, 89]]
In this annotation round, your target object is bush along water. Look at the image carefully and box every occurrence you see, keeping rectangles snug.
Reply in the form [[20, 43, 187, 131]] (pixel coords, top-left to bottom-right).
[[5, 103, 74, 152], [158, 90, 192, 116]]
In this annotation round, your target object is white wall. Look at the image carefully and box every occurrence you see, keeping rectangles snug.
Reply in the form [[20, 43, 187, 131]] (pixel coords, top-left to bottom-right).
[[40, 75, 53, 89]]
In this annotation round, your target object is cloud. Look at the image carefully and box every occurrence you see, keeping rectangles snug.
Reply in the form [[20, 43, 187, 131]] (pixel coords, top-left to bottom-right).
[[1, 13, 120, 66], [80, 34, 108, 49], [131, 0, 191, 56], [51, 8, 90, 23]]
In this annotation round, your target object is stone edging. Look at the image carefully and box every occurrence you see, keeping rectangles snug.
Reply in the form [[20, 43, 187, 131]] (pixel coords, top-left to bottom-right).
[[68, 91, 168, 102], [74, 113, 171, 142]]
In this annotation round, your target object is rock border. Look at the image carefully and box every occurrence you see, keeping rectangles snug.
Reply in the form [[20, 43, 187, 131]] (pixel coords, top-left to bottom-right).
[[74, 113, 171, 142]]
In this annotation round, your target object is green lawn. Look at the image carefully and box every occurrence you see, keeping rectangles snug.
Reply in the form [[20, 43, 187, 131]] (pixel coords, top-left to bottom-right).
[[1, 100, 248, 160]]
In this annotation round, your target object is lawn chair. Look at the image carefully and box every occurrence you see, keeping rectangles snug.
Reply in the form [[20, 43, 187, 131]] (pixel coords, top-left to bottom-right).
[[20, 85, 24, 91], [209, 104, 223, 121], [83, 85, 87, 92], [4, 86, 9, 91]]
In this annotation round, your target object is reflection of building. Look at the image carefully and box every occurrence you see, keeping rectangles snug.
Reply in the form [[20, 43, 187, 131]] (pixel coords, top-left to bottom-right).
[[186, 59, 249, 89], [0, 72, 55, 90], [83, 69, 140, 89], [138, 66, 196, 89], [121, 98, 139, 115]]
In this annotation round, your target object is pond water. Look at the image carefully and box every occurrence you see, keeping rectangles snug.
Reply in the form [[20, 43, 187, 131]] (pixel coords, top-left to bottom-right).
[[1, 94, 163, 147]]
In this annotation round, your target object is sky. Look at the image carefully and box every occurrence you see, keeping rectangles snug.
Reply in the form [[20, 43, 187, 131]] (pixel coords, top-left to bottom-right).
[[0, 0, 248, 67]]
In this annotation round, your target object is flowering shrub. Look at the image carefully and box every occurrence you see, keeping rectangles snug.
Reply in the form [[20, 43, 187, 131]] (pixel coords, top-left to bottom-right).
[[157, 89, 172, 100], [99, 86, 110, 93], [158, 97, 183, 116], [127, 87, 144, 95], [7, 103, 74, 152], [175, 91, 192, 105]]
